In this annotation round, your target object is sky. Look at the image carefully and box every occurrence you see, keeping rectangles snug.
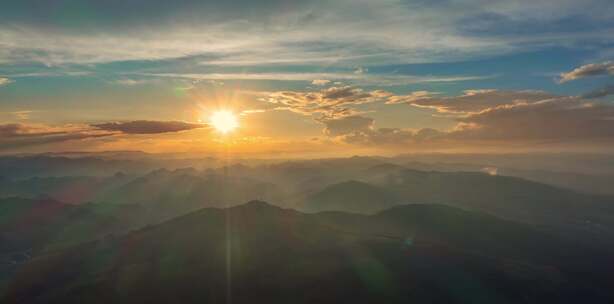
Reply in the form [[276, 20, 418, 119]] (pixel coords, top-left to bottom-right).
[[1, 0, 614, 156]]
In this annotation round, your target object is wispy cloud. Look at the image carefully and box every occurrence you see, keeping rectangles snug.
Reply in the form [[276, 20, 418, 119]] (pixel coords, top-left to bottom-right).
[[140, 72, 494, 86], [110, 78, 152, 86], [389, 89, 556, 114], [1, 0, 612, 66]]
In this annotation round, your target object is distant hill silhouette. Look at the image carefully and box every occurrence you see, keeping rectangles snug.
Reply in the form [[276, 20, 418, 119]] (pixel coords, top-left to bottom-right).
[[302, 180, 399, 214], [371, 169, 614, 242]]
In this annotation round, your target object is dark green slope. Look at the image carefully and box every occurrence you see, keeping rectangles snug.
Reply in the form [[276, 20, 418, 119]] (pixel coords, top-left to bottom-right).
[[375, 170, 614, 239], [302, 180, 399, 214], [0, 197, 125, 255], [4, 201, 612, 304]]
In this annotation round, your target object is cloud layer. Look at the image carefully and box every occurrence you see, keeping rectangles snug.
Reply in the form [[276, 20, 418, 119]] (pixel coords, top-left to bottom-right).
[[92, 120, 208, 134], [0, 123, 111, 150], [272, 86, 614, 147], [1, 0, 612, 66]]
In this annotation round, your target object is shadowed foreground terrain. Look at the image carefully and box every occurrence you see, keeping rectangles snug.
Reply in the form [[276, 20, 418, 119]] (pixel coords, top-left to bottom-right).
[[4, 201, 613, 304], [2, 155, 614, 303]]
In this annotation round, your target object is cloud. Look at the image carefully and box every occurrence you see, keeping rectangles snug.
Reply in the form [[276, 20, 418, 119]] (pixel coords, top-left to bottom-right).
[[258, 85, 614, 147], [321, 116, 374, 136], [340, 126, 445, 146], [2, 1, 612, 67], [559, 61, 614, 83], [311, 79, 331, 86], [318, 115, 446, 146], [451, 97, 614, 141], [0, 77, 13, 86], [0, 110, 33, 120], [262, 86, 392, 118], [140, 72, 491, 86], [0, 123, 112, 150], [91, 120, 208, 134], [323, 91, 614, 147], [111, 78, 151, 86], [582, 84, 614, 99], [389, 89, 555, 114]]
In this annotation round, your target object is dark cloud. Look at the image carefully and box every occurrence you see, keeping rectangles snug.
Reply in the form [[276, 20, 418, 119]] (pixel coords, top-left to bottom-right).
[[92, 120, 207, 134], [0, 123, 112, 150], [559, 61, 614, 83], [582, 84, 614, 99]]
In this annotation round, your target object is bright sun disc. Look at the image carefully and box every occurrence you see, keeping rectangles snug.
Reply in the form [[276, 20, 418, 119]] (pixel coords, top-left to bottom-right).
[[210, 110, 239, 134]]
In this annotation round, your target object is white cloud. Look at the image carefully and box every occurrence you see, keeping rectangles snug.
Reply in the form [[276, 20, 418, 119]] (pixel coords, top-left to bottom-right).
[[311, 79, 331, 86], [140, 72, 493, 86], [1, 0, 612, 66], [390, 89, 555, 114], [559, 61, 614, 83], [262, 86, 391, 119], [0, 77, 13, 86]]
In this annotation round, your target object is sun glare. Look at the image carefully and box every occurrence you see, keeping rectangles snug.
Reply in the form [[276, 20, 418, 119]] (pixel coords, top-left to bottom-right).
[[210, 110, 239, 134]]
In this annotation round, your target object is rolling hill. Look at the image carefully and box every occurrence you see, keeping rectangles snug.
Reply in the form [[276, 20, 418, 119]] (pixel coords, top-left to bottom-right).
[[301, 180, 400, 214], [4, 201, 612, 304]]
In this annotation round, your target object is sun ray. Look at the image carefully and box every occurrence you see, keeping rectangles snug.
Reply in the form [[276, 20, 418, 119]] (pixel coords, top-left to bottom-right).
[[210, 110, 239, 134]]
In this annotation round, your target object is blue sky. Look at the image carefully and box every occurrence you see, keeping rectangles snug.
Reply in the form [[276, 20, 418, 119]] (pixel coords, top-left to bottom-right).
[[1, 0, 614, 155]]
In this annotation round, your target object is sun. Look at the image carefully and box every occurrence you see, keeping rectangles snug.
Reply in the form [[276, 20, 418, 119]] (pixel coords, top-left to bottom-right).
[[210, 110, 239, 134]]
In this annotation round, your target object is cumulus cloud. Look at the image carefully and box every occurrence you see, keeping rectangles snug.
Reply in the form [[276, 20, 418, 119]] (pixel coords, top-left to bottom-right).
[[559, 61, 614, 83], [0, 123, 112, 150], [91, 120, 208, 134], [321, 91, 614, 147], [389, 89, 555, 114], [260, 84, 614, 147], [262, 86, 392, 119]]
